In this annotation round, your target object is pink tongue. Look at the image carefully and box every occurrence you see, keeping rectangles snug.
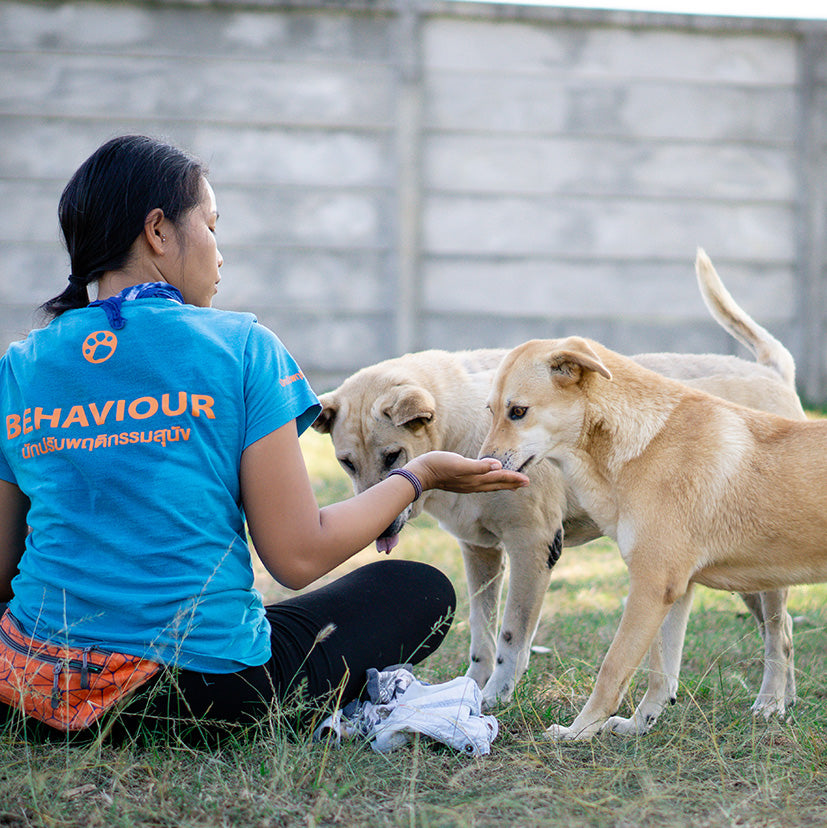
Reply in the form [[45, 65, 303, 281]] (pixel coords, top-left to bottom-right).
[[376, 534, 400, 554]]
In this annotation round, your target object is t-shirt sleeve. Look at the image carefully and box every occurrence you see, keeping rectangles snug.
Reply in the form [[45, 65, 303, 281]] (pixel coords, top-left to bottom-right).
[[242, 321, 321, 450]]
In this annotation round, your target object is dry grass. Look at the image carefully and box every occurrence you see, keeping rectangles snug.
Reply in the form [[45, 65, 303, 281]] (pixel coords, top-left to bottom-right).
[[2, 429, 826, 827]]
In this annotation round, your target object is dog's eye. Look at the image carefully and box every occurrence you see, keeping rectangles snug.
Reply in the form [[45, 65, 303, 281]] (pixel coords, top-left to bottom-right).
[[508, 406, 528, 421], [383, 450, 402, 470], [339, 457, 356, 474]]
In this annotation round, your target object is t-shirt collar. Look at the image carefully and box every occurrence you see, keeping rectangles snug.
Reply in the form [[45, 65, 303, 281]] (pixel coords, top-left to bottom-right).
[[88, 282, 185, 330]]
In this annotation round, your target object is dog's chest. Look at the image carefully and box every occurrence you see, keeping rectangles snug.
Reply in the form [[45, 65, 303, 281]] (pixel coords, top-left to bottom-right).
[[424, 490, 503, 548]]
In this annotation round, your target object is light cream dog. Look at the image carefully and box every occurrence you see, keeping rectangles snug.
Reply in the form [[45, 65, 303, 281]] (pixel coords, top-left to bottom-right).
[[480, 250, 820, 739], [314, 252, 802, 713]]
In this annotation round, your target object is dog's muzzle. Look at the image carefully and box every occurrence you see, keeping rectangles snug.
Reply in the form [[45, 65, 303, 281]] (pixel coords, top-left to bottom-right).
[[480, 451, 533, 474], [516, 455, 535, 474], [376, 510, 410, 554]]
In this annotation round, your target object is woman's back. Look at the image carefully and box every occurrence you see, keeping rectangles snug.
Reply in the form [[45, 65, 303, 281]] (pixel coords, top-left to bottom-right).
[[0, 292, 319, 672]]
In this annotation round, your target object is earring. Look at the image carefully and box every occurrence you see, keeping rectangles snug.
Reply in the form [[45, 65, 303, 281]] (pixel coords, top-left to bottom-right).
[[161, 234, 166, 243]]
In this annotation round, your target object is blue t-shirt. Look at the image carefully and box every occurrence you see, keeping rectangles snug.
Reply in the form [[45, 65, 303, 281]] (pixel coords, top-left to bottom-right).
[[0, 296, 320, 672]]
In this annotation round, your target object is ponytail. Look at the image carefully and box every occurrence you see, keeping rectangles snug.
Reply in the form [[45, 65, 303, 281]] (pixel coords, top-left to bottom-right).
[[40, 278, 90, 319]]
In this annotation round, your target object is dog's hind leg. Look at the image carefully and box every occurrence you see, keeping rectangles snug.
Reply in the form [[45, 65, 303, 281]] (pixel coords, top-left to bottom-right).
[[461, 541, 506, 693], [602, 584, 695, 735], [480, 529, 561, 709], [746, 588, 796, 718]]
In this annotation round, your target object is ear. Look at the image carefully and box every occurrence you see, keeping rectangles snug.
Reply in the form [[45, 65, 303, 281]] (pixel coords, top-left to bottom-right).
[[312, 393, 339, 434], [548, 339, 612, 385], [144, 207, 168, 255], [381, 385, 436, 430]]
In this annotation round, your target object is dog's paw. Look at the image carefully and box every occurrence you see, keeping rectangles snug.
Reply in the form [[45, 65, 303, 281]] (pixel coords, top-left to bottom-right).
[[751, 695, 788, 720], [481, 682, 514, 711], [479, 668, 517, 710], [465, 662, 492, 692], [601, 714, 653, 736], [544, 723, 594, 741]]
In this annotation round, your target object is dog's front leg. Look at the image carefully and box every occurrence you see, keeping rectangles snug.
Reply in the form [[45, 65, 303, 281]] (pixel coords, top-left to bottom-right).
[[748, 588, 796, 718], [547, 572, 679, 741], [602, 584, 695, 735], [481, 529, 562, 709], [460, 541, 506, 691]]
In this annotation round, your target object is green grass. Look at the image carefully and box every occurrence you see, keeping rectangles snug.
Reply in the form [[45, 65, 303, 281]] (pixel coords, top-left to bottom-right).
[[2, 428, 827, 827]]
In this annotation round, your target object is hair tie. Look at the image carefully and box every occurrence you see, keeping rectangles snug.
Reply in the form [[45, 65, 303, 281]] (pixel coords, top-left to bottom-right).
[[67, 273, 86, 287]]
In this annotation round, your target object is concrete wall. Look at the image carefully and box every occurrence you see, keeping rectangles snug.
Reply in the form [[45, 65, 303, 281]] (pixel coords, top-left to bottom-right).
[[1, 0, 826, 400]]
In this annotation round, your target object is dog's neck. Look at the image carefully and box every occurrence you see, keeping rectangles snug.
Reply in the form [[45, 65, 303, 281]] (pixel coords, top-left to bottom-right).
[[554, 381, 678, 537], [590, 397, 676, 473], [576, 358, 685, 477]]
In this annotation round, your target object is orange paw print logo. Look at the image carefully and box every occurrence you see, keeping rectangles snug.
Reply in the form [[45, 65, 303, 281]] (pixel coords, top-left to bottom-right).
[[82, 330, 118, 364]]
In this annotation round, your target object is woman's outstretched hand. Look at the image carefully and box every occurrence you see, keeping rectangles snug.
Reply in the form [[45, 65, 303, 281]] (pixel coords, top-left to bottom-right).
[[242, 425, 530, 589], [405, 451, 529, 494]]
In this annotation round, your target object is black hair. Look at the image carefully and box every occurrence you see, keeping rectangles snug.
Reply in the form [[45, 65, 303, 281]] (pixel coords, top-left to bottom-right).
[[40, 135, 207, 320]]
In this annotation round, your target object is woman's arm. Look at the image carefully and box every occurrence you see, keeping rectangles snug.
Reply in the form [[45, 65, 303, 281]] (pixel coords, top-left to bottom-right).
[[0, 479, 29, 602], [240, 420, 528, 590]]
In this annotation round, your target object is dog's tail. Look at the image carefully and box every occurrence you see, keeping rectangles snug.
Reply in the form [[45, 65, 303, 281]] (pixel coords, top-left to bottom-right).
[[695, 247, 796, 387]]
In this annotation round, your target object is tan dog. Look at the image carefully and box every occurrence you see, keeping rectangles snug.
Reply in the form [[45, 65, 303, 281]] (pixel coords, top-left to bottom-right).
[[314, 252, 802, 713], [480, 250, 822, 740]]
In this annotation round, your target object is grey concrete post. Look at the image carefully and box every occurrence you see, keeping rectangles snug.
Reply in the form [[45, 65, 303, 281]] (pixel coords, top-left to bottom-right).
[[795, 32, 827, 403], [393, 0, 424, 356]]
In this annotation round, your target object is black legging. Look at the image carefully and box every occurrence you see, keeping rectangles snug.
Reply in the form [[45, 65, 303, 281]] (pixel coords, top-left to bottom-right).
[[0, 559, 455, 738], [134, 558, 456, 726]]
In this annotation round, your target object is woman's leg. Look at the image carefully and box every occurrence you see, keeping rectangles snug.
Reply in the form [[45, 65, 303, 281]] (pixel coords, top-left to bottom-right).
[[263, 559, 456, 704], [123, 559, 455, 730]]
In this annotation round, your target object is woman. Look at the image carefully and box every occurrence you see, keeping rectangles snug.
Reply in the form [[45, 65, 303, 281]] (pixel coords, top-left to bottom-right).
[[0, 135, 527, 734]]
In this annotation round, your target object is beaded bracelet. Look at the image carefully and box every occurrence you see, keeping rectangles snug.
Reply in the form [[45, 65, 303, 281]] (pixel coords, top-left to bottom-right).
[[387, 468, 423, 501]]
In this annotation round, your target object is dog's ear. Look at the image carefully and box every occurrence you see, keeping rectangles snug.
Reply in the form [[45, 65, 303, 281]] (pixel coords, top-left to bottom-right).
[[548, 339, 612, 386], [312, 393, 339, 434], [382, 385, 436, 430]]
